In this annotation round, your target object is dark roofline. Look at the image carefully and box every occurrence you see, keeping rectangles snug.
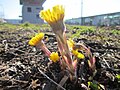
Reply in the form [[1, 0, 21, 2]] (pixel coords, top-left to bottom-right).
[[19, 0, 46, 5], [84, 11, 120, 18]]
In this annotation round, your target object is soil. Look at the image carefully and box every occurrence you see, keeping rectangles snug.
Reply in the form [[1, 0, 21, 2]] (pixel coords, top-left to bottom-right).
[[0, 25, 120, 90]]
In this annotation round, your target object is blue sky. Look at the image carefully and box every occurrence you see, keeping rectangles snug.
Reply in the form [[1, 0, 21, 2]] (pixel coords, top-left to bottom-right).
[[0, 0, 120, 19]]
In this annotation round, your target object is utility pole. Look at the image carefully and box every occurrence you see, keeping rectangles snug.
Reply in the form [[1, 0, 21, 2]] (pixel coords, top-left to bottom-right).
[[81, 0, 83, 25]]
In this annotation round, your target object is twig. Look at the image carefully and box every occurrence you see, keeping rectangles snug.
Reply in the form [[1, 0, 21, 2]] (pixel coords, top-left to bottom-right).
[[12, 79, 28, 84], [100, 50, 111, 68], [38, 68, 66, 90], [103, 58, 110, 68], [57, 75, 68, 90]]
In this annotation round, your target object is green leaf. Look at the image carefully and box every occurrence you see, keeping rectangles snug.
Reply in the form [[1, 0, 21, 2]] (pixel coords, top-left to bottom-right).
[[88, 81, 105, 90], [88, 81, 99, 90], [116, 74, 120, 83]]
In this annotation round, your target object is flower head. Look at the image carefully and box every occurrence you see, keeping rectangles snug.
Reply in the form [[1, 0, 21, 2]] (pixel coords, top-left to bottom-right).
[[29, 33, 44, 46], [72, 49, 85, 59], [67, 39, 75, 50], [40, 5, 64, 25], [77, 53, 85, 59], [72, 49, 78, 56], [50, 52, 60, 62], [40, 5, 65, 34]]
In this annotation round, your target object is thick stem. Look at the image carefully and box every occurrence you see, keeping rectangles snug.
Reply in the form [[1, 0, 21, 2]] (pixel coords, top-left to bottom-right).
[[36, 40, 51, 57], [55, 32, 75, 75]]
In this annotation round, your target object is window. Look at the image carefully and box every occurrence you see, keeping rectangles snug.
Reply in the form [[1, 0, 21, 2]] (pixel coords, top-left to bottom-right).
[[36, 7, 40, 10], [27, 7, 32, 12], [36, 14, 39, 18]]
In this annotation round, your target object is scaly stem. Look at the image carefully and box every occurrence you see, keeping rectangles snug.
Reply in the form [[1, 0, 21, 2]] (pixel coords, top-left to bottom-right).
[[36, 40, 51, 57], [55, 32, 75, 75]]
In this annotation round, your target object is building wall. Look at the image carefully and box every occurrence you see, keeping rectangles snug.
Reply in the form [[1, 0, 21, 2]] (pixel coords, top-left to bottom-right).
[[92, 15, 105, 26], [65, 12, 120, 26], [22, 5, 44, 23], [65, 18, 81, 25], [20, 0, 45, 24]]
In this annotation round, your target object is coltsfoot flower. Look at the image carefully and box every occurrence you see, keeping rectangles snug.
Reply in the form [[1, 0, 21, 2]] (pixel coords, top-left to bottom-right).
[[50, 52, 60, 62], [67, 39, 75, 50], [29, 33, 44, 46], [72, 49, 85, 59], [40, 5, 75, 76], [40, 5, 65, 34], [77, 53, 85, 59], [72, 49, 78, 56], [40, 5, 64, 24], [29, 32, 51, 57]]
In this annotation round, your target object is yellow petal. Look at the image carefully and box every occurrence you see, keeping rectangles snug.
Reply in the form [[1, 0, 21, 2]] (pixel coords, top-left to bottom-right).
[[29, 33, 44, 46], [67, 39, 75, 49], [77, 53, 85, 59], [39, 5, 65, 24], [72, 49, 78, 56]]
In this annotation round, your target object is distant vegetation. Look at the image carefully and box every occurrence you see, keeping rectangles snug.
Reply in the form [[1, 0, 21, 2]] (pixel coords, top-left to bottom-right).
[[66, 24, 120, 38], [0, 22, 120, 38]]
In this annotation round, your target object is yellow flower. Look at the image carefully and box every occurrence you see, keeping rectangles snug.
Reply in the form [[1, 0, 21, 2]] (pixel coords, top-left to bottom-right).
[[50, 52, 60, 62], [29, 33, 44, 46], [67, 39, 75, 50], [72, 49, 85, 59], [40, 5, 65, 25], [77, 53, 85, 59], [40, 5, 65, 35], [40, 5, 75, 74], [72, 49, 79, 56]]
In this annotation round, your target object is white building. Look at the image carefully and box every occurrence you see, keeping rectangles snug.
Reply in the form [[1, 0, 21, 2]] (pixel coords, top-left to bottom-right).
[[20, 0, 45, 24]]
